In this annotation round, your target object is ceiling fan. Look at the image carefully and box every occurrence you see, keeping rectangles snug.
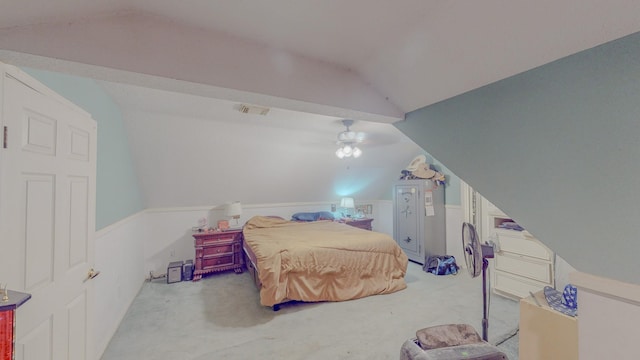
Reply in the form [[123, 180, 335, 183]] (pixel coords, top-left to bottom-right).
[[335, 119, 365, 158]]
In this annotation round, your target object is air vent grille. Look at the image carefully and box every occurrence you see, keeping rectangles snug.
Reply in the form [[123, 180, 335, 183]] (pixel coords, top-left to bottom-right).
[[238, 104, 270, 115]]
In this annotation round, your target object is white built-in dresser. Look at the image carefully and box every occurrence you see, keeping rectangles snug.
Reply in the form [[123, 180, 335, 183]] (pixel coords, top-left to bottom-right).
[[482, 199, 554, 299]]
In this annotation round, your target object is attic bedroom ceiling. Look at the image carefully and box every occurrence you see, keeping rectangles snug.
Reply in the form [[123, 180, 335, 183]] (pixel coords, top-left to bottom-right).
[[2, 0, 640, 122]]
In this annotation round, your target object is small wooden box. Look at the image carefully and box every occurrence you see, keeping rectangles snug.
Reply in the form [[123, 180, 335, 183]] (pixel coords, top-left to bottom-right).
[[167, 261, 183, 284]]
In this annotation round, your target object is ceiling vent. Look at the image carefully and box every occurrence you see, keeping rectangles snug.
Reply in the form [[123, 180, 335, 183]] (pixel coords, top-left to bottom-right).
[[238, 104, 270, 116]]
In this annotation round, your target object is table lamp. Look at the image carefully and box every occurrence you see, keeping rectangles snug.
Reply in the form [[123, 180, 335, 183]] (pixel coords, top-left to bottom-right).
[[225, 201, 242, 227], [340, 197, 355, 218]]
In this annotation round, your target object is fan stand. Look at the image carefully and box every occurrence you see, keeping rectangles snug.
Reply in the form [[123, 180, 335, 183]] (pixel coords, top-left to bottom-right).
[[481, 257, 490, 342], [480, 244, 494, 342], [462, 222, 495, 343]]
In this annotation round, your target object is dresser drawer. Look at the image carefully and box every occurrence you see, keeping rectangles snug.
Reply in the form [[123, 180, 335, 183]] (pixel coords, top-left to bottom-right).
[[497, 233, 551, 261], [495, 253, 552, 283], [494, 270, 549, 299], [202, 255, 234, 269], [203, 243, 234, 256]]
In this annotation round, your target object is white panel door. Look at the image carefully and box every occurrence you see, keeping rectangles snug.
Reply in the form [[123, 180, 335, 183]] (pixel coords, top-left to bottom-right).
[[0, 64, 97, 360]]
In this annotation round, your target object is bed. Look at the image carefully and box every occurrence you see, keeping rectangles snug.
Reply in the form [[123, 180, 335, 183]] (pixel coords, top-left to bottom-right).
[[242, 216, 409, 309]]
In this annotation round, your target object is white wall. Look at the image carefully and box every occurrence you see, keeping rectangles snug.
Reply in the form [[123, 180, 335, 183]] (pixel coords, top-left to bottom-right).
[[444, 205, 464, 268], [571, 272, 640, 360], [94, 212, 146, 359], [555, 254, 577, 291], [375, 200, 394, 236], [95, 200, 462, 359], [143, 201, 464, 275], [145, 202, 342, 274], [121, 107, 423, 209]]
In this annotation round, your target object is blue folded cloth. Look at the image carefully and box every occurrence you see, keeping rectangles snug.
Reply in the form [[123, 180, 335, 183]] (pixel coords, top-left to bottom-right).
[[498, 221, 524, 231]]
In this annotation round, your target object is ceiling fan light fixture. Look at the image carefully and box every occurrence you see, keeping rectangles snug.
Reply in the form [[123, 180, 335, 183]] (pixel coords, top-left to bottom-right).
[[335, 120, 364, 159], [342, 144, 353, 155], [352, 147, 362, 158]]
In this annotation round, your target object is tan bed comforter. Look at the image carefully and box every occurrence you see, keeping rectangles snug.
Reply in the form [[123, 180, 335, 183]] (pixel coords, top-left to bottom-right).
[[243, 216, 408, 306]]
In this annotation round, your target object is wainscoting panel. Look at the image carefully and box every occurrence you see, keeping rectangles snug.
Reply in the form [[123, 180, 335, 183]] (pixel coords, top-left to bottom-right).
[[94, 212, 146, 359], [95, 201, 462, 359]]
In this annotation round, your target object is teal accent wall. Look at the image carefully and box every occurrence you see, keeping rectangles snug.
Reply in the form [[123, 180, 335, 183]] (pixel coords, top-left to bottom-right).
[[433, 157, 460, 206], [395, 31, 640, 285], [415, 152, 461, 206], [23, 68, 143, 230]]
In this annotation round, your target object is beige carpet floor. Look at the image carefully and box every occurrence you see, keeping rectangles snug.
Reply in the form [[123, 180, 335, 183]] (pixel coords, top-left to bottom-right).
[[101, 262, 519, 359]]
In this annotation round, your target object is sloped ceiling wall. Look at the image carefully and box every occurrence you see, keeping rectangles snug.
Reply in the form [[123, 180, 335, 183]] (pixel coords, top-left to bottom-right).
[[102, 82, 423, 208], [397, 31, 640, 285], [0, 11, 402, 124]]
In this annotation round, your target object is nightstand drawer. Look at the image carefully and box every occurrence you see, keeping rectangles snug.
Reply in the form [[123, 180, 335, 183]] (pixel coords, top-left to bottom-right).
[[199, 235, 237, 246], [202, 255, 234, 269], [203, 244, 234, 256]]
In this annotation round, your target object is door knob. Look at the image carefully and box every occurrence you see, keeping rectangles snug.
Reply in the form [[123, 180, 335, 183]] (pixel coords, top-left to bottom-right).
[[84, 268, 100, 282]]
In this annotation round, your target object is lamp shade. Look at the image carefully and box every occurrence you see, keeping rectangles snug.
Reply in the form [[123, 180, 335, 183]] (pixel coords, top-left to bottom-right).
[[340, 197, 355, 209], [225, 201, 242, 218]]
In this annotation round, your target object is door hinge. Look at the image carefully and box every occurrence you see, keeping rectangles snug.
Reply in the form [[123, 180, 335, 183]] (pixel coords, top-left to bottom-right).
[[3, 126, 6, 149]]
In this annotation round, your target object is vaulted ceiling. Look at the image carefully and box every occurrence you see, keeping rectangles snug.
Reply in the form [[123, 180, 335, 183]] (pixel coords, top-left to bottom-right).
[[2, 1, 640, 209], [3, 0, 640, 122]]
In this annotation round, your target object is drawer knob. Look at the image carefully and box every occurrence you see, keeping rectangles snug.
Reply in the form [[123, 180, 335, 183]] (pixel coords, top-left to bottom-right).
[[404, 237, 412, 243]]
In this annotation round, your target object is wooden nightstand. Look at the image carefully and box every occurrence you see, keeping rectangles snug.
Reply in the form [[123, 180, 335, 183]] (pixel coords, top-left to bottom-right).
[[192, 229, 244, 281], [345, 218, 373, 231]]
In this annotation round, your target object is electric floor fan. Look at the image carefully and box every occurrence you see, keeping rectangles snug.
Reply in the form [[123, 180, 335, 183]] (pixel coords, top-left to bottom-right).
[[462, 222, 495, 342]]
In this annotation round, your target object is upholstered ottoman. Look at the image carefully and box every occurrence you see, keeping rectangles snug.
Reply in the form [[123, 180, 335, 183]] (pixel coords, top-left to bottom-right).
[[400, 324, 508, 360]]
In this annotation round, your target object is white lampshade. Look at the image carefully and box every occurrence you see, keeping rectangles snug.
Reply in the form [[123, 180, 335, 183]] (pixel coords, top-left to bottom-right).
[[340, 197, 355, 209], [225, 201, 242, 218]]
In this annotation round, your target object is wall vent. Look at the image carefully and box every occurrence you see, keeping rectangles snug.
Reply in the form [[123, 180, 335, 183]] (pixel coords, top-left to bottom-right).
[[238, 104, 270, 116]]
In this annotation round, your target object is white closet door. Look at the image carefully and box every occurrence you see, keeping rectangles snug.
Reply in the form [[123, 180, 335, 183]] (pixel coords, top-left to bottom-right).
[[0, 64, 97, 360]]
